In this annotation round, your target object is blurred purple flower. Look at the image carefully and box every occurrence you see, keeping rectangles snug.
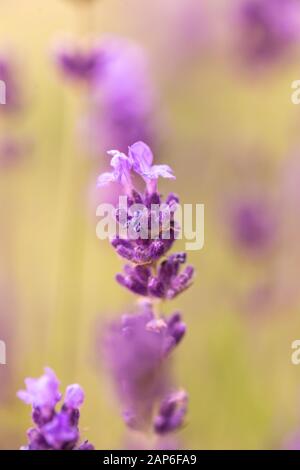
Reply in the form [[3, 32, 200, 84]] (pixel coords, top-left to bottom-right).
[[229, 197, 277, 255], [54, 40, 104, 83], [154, 390, 188, 435], [283, 430, 300, 450], [18, 368, 93, 450], [83, 37, 159, 154], [0, 53, 22, 112], [236, 0, 300, 64], [102, 302, 186, 431]]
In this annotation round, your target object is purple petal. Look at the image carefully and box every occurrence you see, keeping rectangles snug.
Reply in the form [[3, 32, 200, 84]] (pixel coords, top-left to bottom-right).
[[97, 171, 117, 187], [128, 141, 154, 173], [64, 385, 85, 409], [17, 367, 61, 409], [146, 164, 175, 180]]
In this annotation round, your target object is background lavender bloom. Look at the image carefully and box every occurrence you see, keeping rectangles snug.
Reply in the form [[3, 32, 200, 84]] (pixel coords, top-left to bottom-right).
[[83, 38, 159, 155], [102, 302, 186, 432], [0, 52, 23, 113], [154, 390, 188, 435], [18, 368, 94, 450], [235, 0, 300, 64], [53, 39, 104, 83], [228, 197, 278, 256]]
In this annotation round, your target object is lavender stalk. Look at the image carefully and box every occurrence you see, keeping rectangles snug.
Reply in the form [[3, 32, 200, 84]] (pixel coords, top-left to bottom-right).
[[97, 141, 194, 447]]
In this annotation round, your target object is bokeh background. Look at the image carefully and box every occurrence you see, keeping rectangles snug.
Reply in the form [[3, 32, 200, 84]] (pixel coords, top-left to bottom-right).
[[1, 0, 300, 449]]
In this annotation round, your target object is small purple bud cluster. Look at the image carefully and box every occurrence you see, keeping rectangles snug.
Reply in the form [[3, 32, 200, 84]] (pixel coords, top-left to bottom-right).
[[229, 197, 277, 255], [98, 141, 181, 266], [236, 0, 300, 64], [98, 141, 194, 443], [116, 253, 194, 300], [17, 368, 94, 450], [54, 37, 158, 154]]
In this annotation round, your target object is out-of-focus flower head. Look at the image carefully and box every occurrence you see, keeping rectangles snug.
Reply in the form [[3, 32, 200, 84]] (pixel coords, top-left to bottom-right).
[[132, 0, 211, 73], [164, 0, 210, 66], [18, 368, 94, 450], [54, 36, 160, 158], [228, 196, 278, 256], [98, 141, 174, 194], [97, 138, 192, 444], [0, 52, 23, 113], [83, 37, 160, 154], [102, 301, 186, 431], [235, 0, 300, 65], [154, 389, 188, 435], [53, 38, 104, 84]]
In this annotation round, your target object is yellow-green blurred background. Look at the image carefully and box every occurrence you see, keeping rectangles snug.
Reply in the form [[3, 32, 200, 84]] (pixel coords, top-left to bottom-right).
[[1, 0, 300, 450]]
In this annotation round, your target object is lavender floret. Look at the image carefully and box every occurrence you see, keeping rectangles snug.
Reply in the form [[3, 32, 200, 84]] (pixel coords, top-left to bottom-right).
[[18, 368, 94, 451]]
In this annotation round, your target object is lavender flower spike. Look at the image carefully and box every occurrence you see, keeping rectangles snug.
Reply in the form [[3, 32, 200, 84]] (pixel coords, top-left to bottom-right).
[[102, 302, 186, 431], [18, 368, 94, 450], [53, 40, 104, 83]]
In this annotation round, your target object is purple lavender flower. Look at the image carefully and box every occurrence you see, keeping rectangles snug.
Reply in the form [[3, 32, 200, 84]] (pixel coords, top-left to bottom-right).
[[229, 197, 277, 255], [102, 302, 186, 431], [236, 0, 300, 64], [53, 40, 104, 83], [154, 390, 188, 435], [84, 38, 159, 154], [0, 53, 22, 112], [116, 253, 194, 299], [17, 367, 61, 411], [0, 136, 30, 169], [18, 368, 94, 450], [283, 430, 300, 450]]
